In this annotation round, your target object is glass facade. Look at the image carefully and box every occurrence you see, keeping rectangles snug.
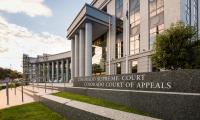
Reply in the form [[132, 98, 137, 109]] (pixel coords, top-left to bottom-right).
[[130, 60, 138, 73], [149, 0, 164, 50], [92, 34, 107, 75], [130, 0, 140, 55], [115, 0, 124, 59], [116, 62, 121, 74], [116, 18, 123, 59], [116, 0, 123, 19]]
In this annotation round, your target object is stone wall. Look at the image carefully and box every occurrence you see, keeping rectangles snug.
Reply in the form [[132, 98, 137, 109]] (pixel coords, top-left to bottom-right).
[[62, 87, 200, 120], [74, 69, 200, 93]]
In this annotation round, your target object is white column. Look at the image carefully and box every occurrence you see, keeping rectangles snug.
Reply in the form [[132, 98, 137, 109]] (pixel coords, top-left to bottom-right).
[[52, 61, 54, 82], [43, 63, 45, 82], [85, 23, 92, 76], [79, 29, 85, 77], [61, 60, 64, 82], [66, 59, 69, 82], [47, 62, 50, 82], [38, 64, 41, 82], [56, 61, 59, 82], [29, 64, 32, 81], [71, 39, 75, 81], [140, 0, 150, 51], [75, 34, 79, 77]]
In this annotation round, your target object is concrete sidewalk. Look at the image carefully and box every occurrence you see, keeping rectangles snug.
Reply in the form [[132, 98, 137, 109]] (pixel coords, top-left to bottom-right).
[[0, 86, 58, 110], [31, 83, 73, 88]]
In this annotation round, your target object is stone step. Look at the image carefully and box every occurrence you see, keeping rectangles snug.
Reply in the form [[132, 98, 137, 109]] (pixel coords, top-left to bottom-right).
[[39, 94, 159, 120]]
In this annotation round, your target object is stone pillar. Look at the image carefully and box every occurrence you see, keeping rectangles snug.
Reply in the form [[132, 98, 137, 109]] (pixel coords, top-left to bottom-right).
[[140, 0, 150, 51], [38, 63, 41, 82], [29, 64, 32, 81], [79, 29, 85, 77], [71, 39, 75, 81], [85, 23, 92, 76], [47, 62, 50, 82], [61, 60, 64, 82], [52, 61, 54, 82], [66, 59, 69, 82], [43, 63, 45, 82], [56, 61, 59, 82], [75, 34, 79, 77]]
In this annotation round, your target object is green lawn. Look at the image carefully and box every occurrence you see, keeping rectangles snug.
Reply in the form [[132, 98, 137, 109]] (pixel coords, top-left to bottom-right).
[[0, 102, 67, 120], [53, 92, 149, 116]]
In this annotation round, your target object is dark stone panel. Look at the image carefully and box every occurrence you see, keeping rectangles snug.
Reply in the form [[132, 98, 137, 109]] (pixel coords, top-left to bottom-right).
[[40, 96, 111, 120], [62, 87, 200, 120], [87, 89, 132, 107], [73, 69, 200, 93], [63, 87, 88, 95]]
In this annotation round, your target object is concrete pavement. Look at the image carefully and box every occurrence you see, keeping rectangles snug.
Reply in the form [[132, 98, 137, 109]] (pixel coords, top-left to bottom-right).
[[0, 85, 58, 110]]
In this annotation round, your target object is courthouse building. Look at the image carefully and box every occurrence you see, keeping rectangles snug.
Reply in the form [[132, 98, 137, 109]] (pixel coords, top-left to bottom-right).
[[67, 0, 200, 78], [23, 52, 71, 82]]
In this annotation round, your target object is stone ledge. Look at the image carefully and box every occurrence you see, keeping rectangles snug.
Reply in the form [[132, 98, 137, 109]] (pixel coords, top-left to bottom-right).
[[61, 87, 200, 120], [39, 94, 159, 120]]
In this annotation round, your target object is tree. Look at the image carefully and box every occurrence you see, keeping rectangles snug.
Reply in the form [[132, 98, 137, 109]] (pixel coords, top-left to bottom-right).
[[152, 22, 200, 70], [0, 67, 22, 80]]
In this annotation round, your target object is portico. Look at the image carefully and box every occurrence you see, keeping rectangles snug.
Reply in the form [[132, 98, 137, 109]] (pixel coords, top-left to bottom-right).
[[67, 4, 112, 80], [23, 52, 71, 83]]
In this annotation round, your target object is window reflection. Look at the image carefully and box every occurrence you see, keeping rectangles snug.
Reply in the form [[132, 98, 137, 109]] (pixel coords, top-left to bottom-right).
[[116, 0, 123, 19], [130, 34, 140, 55], [149, 0, 164, 17], [130, 0, 140, 55], [116, 19, 123, 59], [92, 34, 107, 75], [149, 0, 164, 50], [116, 62, 121, 74], [131, 60, 138, 73]]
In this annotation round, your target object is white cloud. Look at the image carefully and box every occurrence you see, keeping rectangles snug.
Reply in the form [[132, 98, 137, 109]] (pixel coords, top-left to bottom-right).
[[0, 0, 52, 17], [0, 16, 71, 72]]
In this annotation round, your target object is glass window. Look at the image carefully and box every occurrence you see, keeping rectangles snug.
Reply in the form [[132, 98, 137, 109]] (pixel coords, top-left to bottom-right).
[[130, 34, 140, 55], [131, 60, 138, 73], [116, 62, 121, 74], [116, 19, 123, 59], [130, 0, 140, 27], [116, 0, 123, 19], [130, 0, 140, 55], [149, 0, 164, 17], [92, 34, 107, 75], [149, 0, 164, 50], [150, 24, 164, 49]]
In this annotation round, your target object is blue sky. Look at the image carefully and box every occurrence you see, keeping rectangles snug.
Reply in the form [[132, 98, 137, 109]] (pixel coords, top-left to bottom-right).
[[0, 0, 92, 72]]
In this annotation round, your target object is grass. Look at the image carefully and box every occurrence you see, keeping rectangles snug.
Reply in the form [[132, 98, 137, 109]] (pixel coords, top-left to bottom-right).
[[53, 92, 149, 116], [0, 102, 67, 120]]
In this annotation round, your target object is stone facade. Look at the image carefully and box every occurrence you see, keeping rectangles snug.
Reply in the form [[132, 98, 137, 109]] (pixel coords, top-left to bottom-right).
[[23, 52, 71, 83], [67, 0, 200, 79]]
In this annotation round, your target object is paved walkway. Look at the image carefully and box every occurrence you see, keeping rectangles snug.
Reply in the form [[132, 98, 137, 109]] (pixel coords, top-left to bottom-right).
[[0, 86, 58, 110], [32, 83, 73, 88]]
